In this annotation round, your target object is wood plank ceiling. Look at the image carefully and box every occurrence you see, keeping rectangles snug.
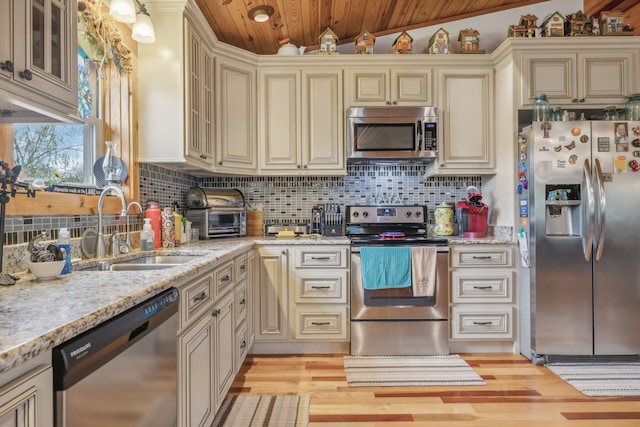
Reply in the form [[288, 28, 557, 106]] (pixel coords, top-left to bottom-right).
[[193, 0, 640, 55]]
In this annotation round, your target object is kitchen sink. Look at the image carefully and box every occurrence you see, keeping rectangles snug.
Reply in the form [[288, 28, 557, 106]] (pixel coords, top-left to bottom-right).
[[79, 254, 205, 272], [108, 263, 181, 271]]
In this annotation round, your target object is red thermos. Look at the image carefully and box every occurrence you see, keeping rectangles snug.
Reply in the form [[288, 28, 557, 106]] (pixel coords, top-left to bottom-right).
[[145, 201, 162, 248]]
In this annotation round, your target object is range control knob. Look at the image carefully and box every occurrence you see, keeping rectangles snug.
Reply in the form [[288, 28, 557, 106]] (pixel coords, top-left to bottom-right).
[[362, 211, 369, 218], [415, 210, 422, 218], [405, 211, 412, 217], [352, 211, 359, 218]]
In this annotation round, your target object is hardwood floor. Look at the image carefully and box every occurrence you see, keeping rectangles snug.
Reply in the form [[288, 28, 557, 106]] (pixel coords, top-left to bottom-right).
[[230, 353, 640, 426]]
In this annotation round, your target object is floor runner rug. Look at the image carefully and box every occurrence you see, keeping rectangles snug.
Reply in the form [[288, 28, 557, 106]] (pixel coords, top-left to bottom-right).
[[546, 362, 640, 397], [211, 394, 309, 426], [343, 354, 486, 387]]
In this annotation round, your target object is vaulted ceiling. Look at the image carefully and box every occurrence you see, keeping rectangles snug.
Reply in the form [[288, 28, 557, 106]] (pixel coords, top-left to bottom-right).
[[193, 0, 640, 55]]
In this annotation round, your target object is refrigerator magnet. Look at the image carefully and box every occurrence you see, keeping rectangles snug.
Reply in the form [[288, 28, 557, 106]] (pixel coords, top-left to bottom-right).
[[614, 155, 628, 173]]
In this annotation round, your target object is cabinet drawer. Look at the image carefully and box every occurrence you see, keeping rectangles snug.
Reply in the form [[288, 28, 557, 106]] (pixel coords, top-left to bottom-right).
[[451, 306, 514, 340], [294, 247, 348, 268], [180, 272, 214, 329], [293, 307, 349, 340], [451, 270, 514, 303], [450, 246, 513, 268], [235, 253, 248, 282], [293, 270, 348, 304], [214, 261, 235, 296], [235, 321, 248, 366], [234, 280, 247, 327]]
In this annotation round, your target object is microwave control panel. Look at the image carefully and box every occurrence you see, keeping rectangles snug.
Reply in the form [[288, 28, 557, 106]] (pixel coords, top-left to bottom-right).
[[423, 122, 437, 151]]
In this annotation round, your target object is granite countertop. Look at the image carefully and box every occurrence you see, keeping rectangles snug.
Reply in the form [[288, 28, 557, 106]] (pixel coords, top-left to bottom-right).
[[0, 236, 349, 374]]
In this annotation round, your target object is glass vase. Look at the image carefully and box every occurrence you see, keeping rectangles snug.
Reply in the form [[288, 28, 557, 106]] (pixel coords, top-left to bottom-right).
[[532, 94, 551, 122], [102, 141, 122, 184], [626, 94, 640, 121]]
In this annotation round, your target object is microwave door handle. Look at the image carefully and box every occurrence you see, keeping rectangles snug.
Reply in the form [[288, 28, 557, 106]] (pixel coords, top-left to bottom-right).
[[416, 120, 422, 153]]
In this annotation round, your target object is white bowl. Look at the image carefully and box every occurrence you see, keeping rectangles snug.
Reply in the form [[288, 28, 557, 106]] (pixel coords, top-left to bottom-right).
[[28, 261, 65, 280]]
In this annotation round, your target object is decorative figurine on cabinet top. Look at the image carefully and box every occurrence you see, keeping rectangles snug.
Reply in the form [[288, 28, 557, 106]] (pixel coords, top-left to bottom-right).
[[392, 31, 413, 54], [600, 11, 634, 35], [427, 28, 449, 54], [354, 30, 375, 54], [318, 27, 339, 54], [565, 10, 597, 36], [458, 28, 485, 54], [508, 14, 538, 37], [539, 11, 566, 36]]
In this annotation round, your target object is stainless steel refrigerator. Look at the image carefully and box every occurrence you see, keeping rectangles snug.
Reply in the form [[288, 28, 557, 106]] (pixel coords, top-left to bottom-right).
[[521, 120, 640, 363]]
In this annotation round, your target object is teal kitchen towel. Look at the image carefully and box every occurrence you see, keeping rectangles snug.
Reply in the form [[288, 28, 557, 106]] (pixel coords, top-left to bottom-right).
[[360, 246, 411, 290]]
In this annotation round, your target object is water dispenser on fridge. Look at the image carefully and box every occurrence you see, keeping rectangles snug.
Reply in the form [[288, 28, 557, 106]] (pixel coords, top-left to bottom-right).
[[544, 184, 581, 236]]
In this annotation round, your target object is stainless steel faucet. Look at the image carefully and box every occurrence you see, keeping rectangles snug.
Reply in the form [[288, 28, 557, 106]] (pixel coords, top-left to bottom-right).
[[96, 184, 128, 259]]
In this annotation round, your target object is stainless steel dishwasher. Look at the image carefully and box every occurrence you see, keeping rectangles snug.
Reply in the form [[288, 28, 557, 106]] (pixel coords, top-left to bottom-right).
[[52, 288, 179, 427]]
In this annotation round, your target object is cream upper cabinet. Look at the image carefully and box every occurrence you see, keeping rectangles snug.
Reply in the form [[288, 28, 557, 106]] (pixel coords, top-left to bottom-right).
[[0, 0, 77, 111], [259, 68, 345, 175], [138, 4, 217, 173], [521, 51, 636, 107], [427, 66, 495, 176], [346, 68, 432, 106], [214, 58, 257, 173]]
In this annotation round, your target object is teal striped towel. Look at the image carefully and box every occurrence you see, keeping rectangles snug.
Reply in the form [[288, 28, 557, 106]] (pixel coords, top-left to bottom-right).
[[360, 247, 411, 290]]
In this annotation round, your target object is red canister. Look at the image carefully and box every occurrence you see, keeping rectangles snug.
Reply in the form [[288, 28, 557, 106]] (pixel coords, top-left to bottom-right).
[[145, 201, 162, 248]]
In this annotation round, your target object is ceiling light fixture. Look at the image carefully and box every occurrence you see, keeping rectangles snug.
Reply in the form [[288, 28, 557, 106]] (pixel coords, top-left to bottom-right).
[[109, 0, 156, 44], [248, 5, 274, 23]]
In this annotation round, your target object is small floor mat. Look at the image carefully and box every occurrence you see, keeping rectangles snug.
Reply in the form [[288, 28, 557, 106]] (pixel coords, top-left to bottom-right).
[[343, 354, 486, 387], [211, 394, 309, 426], [546, 362, 640, 396]]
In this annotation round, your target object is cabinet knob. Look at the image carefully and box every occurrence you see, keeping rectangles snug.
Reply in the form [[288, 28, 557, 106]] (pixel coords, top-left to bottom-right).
[[385, 101, 391, 105], [392, 101, 397, 105], [212, 308, 221, 317], [297, 164, 301, 169], [0, 60, 14, 72], [572, 99, 578, 103], [303, 164, 308, 169], [19, 69, 32, 81], [579, 98, 585, 103], [218, 161, 223, 165], [281, 250, 286, 255], [440, 163, 445, 167]]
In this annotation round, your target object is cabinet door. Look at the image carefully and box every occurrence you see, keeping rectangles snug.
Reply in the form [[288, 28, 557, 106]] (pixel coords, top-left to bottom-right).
[[521, 53, 575, 105], [301, 69, 344, 172], [434, 68, 495, 174], [179, 315, 215, 427], [12, 0, 77, 107], [246, 250, 256, 347], [214, 293, 234, 409], [0, 1, 11, 81], [0, 365, 52, 427], [347, 69, 389, 105], [259, 71, 300, 170], [185, 26, 215, 167], [255, 247, 289, 341], [391, 69, 432, 105], [578, 52, 634, 105], [215, 58, 257, 173]]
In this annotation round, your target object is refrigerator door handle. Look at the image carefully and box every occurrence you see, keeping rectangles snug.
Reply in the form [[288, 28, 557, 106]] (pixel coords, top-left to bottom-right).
[[581, 158, 595, 261], [594, 158, 606, 261]]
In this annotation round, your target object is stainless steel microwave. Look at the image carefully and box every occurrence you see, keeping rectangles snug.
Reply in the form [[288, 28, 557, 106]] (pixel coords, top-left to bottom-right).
[[346, 106, 438, 162]]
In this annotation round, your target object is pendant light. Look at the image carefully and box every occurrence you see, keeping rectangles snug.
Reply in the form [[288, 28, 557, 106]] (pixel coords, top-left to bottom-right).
[[132, 5, 156, 43], [109, 0, 136, 24]]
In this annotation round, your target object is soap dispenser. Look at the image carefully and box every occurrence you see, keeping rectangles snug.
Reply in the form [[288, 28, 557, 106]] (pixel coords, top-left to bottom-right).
[[140, 218, 155, 250], [58, 228, 72, 274]]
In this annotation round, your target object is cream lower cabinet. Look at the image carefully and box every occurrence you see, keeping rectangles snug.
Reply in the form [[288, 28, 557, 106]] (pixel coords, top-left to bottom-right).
[[0, 360, 52, 427], [258, 69, 345, 175], [449, 245, 517, 354], [254, 245, 349, 353], [346, 68, 432, 106], [427, 66, 495, 176]]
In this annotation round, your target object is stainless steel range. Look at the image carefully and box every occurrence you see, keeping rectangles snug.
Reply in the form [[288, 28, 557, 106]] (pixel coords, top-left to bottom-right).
[[346, 205, 449, 356]]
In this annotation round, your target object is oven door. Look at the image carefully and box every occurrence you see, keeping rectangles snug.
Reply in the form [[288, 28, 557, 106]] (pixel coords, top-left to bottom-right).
[[350, 245, 449, 320]]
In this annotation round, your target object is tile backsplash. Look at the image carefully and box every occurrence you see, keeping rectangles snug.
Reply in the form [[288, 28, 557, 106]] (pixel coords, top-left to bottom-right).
[[2, 162, 481, 254]]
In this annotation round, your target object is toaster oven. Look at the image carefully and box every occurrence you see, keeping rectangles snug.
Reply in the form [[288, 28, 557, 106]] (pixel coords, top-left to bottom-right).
[[184, 188, 246, 238]]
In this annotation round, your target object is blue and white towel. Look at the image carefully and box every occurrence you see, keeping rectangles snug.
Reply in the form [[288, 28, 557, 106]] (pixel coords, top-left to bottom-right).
[[360, 247, 411, 290]]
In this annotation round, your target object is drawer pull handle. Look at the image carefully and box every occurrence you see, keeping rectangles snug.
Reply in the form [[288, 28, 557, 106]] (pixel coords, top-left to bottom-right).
[[311, 285, 330, 290], [472, 255, 492, 260], [239, 298, 246, 305], [240, 264, 246, 272], [310, 256, 331, 260], [311, 321, 330, 326], [220, 274, 231, 283], [212, 308, 221, 317], [240, 340, 247, 349], [193, 291, 207, 302], [473, 321, 493, 325], [473, 285, 492, 290]]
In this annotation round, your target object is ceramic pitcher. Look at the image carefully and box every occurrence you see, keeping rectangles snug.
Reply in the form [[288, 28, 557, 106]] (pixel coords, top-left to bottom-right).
[[433, 202, 454, 236]]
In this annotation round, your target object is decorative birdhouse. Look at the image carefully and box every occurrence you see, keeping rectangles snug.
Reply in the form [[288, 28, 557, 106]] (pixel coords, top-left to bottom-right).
[[507, 14, 538, 37], [318, 27, 339, 54], [458, 29, 484, 54], [600, 11, 633, 35], [565, 10, 596, 36], [427, 28, 449, 54], [539, 11, 566, 37], [392, 31, 413, 54], [354, 30, 376, 54]]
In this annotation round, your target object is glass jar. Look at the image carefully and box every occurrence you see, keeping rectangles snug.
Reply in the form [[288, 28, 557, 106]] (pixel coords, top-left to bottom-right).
[[626, 94, 640, 121], [532, 95, 551, 122], [603, 106, 619, 121], [102, 141, 122, 183], [551, 107, 563, 121]]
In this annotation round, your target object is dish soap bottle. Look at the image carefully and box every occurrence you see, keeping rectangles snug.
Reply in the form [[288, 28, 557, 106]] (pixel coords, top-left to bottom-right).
[[58, 228, 72, 275], [140, 218, 155, 250]]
